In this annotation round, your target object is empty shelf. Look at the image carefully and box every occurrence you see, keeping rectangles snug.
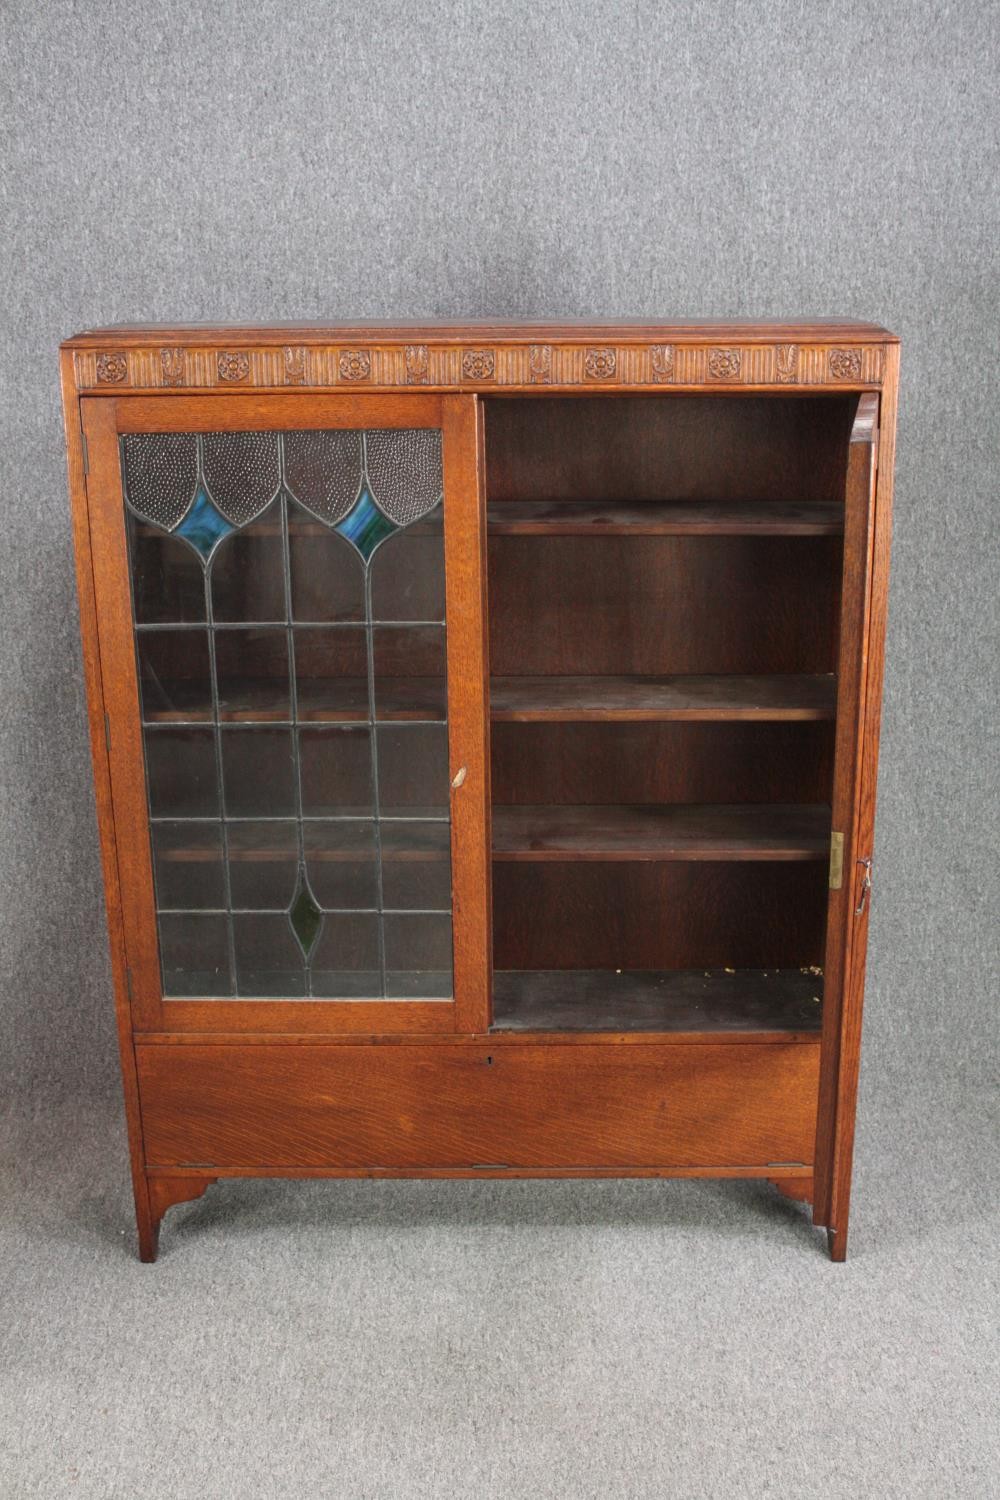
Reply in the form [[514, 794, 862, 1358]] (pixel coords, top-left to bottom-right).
[[492, 968, 824, 1035], [487, 500, 844, 535], [491, 804, 830, 862], [490, 673, 836, 721]]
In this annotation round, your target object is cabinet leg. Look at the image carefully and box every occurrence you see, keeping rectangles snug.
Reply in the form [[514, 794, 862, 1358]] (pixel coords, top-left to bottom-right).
[[827, 1223, 848, 1262], [141, 1174, 218, 1262], [768, 1175, 813, 1205]]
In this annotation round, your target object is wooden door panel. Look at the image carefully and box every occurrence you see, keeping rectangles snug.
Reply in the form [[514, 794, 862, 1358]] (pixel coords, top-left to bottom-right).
[[138, 1040, 820, 1171], [81, 393, 490, 1035]]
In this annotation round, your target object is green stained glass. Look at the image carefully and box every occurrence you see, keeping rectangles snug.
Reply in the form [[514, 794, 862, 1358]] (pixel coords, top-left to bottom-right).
[[289, 868, 322, 958], [335, 486, 398, 562]]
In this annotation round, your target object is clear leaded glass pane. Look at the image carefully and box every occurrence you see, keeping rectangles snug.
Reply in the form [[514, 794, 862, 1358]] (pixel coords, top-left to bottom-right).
[[124, 428, 451, 999]]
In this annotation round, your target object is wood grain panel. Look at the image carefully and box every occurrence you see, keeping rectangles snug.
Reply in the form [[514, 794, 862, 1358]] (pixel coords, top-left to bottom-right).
[[488, 536, 841, 676], [484, 397, 855, 504], [491, 861, 827, 971], [490, 722, 834, 806], [137, 1041, 820, 1170]]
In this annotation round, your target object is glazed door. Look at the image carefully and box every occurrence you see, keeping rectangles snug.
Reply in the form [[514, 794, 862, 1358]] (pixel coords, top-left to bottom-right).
[[82, 394, 490, 1035]]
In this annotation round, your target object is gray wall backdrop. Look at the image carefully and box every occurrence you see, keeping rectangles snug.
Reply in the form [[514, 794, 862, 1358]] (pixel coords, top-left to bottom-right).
[[2, 0, 997, 1117]]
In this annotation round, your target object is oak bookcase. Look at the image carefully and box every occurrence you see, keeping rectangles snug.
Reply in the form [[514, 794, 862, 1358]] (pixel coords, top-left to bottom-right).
[[60, 321, 898, 1260]]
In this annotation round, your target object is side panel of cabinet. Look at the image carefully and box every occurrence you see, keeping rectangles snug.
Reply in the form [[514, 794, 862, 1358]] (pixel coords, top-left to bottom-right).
[[79, 393, 491, 1036]]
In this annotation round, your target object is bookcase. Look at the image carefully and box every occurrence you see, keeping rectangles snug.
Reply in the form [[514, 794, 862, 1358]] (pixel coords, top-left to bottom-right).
[[60, 321, 898, 1260]]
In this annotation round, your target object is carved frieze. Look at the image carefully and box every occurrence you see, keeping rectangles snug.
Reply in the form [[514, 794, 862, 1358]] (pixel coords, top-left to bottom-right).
[[584, 347, 616, 380], [160, 348, 185, 386], [529, 344, 552, 383], [775, 344, 798, 383], [405, 345, 429, 383], [828, 348, 862, 380], [650, 345, 674, 383], [339, 349, 371, 381], [96, 352, 128, 384], [462, 349, 495, 381], [283, 346, 306, 384], [217, 351, 250, 383], [708, 348, 742, 380]]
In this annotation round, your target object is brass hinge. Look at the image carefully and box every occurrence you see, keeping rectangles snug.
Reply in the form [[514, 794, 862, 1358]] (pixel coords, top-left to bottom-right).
[[829, 831, 844, 889]]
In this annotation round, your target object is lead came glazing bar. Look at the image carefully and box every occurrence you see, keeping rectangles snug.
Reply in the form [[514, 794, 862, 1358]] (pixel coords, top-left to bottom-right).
[[123, 428, 452, 1001]]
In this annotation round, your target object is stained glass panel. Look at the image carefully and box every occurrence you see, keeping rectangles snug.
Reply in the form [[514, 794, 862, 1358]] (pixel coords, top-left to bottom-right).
[[125, 428, 451, 999]]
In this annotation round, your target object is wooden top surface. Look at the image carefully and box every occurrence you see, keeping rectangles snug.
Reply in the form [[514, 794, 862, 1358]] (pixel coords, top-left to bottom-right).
[[63, 319, 898, 347]]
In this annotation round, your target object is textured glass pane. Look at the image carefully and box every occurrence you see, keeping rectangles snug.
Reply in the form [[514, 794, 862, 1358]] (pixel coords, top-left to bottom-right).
[[227, 821, 298, 909], [288, 500, 364, 622], [311, 914, 380, 998], [214, 628, 290, 722], [305, 820, 377, 910], [233, 914, 306, 997], [127, 426, 450, 1001], [370, 510, 445, 622], [383, 913, 453, 997], [144, 728, 219, 817], [299, 727, 373, 816], [211, 496, 287, 622], [381, 820, 452, 911], [294, 628, 368, 721], [128, 514, 206, 624], [159, 913, 231, 997], [123, 433, 198, 529], [221, 727, 296, 817], [373, 626, 446, 722], [377, 724, 450, 816], [151, 822, 225, 910], [137, 629, 212, 722], [366, 430, 442, 524], [284, 430, 362, 523], [202, 432, 281, 525]]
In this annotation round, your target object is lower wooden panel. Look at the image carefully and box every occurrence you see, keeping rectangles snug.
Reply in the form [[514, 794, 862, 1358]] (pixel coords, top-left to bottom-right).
[[137, 1040, 819, 1171]]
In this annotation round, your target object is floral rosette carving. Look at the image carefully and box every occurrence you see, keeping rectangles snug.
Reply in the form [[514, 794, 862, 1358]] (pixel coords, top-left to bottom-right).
[[650, 345, 674, 383], [217, 351, 250, 383], [405, 345, 429, 383], [529, 344, 552, 383], [339, 349, 371, 382], [584, 347, 616, 380], [462, 349, 495, 381], [774, 344, 798, 383], [283, 346, 306, 384], [96, 352, 128, 384], [708, 347, 741, 380], [828, 348, 862, 380]]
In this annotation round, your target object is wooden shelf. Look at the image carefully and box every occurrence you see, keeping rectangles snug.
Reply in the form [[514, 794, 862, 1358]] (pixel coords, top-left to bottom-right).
[[490, 673, 836, 722], [487, 500, 844, 536], [491, 803, 830, 862], [492, 968, 824, 1035], [142, 677, 445, 724]]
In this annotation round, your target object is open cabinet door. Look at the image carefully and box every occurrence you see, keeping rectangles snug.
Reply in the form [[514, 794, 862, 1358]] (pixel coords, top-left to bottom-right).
[[814, 370, 897, 1259], [80, 392, 491, 1037]]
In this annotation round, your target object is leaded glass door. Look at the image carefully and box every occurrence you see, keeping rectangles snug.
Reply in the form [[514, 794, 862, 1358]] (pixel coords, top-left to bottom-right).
[[82, 394, 490, 1035]]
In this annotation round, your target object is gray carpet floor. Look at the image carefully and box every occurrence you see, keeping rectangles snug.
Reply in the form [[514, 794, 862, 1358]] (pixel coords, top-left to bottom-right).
[[1, 1073, 996, 1499]]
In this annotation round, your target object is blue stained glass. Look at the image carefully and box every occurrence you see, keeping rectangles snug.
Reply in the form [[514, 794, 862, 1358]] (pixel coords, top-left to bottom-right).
[[174, 486, 235, 561], [335, 486, 398, 563]]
